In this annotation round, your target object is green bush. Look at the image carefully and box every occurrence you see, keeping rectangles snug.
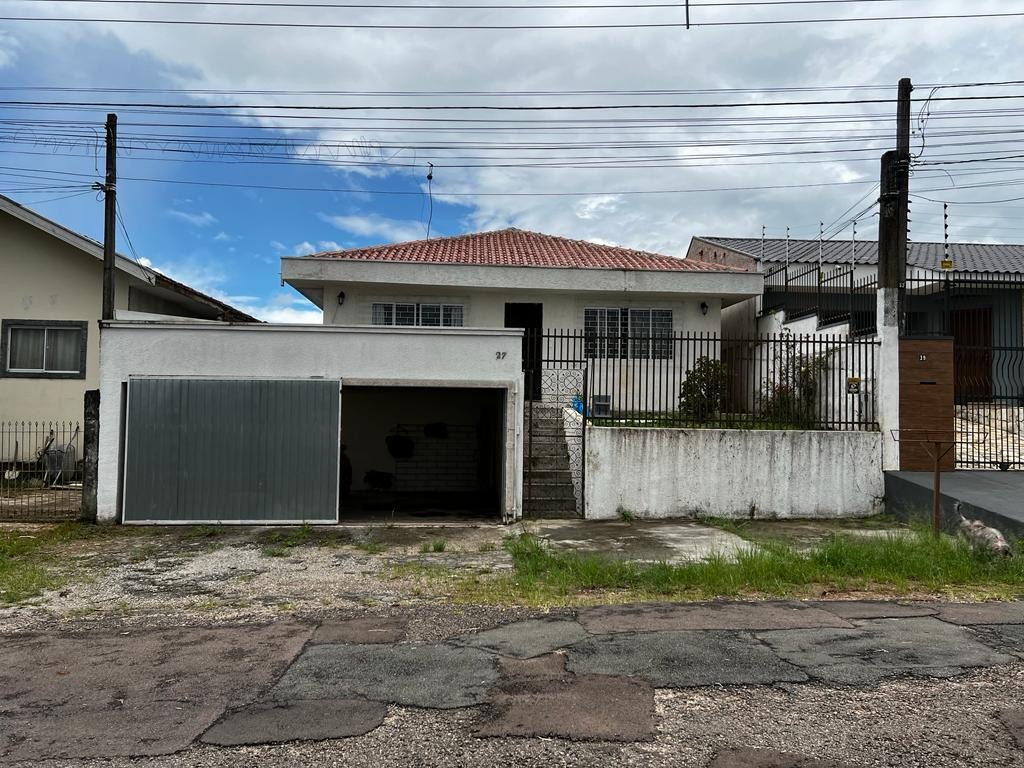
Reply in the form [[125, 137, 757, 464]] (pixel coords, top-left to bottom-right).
[[678, 356, 729, 422]]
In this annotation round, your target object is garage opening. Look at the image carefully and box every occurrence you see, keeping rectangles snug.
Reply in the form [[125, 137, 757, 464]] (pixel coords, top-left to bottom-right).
[[340, 386, 506, 520]]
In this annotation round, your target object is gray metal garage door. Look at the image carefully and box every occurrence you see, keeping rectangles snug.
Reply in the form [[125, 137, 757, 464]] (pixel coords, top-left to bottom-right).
[[123, 378, 341, 523]]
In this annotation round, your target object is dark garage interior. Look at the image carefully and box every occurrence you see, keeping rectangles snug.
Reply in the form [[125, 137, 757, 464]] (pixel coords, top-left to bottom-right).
[[339, 385, 506, 520]]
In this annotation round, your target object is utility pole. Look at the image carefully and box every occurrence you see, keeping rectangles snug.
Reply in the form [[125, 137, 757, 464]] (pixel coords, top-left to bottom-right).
[[877, 78, 912, 328], [876, 77, 912, 474], [101, 113, 117, 321]]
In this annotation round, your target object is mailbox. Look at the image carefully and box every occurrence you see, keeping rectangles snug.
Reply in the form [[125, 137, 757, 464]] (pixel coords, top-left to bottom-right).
[[898, 337, 955, 471]]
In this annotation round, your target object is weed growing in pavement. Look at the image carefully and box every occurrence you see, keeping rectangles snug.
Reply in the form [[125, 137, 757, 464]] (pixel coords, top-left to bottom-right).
[[261, 545, 289, 558], [477, 541, 497, 553], [449, 530, 1024, 605], [618, 508, 636, 523], [420, 539, 447, 553], [354, 536, 386, 554]]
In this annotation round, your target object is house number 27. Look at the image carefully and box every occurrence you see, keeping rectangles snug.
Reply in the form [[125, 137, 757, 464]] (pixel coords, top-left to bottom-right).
[[496, 351, 507, 359]]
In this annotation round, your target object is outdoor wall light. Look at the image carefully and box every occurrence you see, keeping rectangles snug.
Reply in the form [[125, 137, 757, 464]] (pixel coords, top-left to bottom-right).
[[700, 301, 709, 316], [337, 291, 346, 306]]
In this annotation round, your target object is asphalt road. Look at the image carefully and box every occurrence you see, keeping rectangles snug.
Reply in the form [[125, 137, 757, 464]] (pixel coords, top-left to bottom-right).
[[3, 600, 1024, 767]]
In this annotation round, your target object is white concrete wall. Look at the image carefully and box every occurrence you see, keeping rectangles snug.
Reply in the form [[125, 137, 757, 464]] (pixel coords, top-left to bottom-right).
[[585, 427, 884, 520], [321, 282, 721, 336], [97, 323, 524, 524]]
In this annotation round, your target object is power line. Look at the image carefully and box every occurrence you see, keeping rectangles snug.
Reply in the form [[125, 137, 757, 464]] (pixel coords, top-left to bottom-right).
[[0, 0, 941, 8], [4, 93, 1024, 112], [2, 9, 1023, 30]]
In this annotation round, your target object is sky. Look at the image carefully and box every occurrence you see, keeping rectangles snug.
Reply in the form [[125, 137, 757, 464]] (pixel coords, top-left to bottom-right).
[[2, 1, 1024, 322]]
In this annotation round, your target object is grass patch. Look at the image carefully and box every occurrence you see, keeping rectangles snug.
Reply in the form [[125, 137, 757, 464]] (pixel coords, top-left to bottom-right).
[[354, 538, 387, 555], [0, 522, 111, 603], [420, 539, 447, 554], [449, 531, 1024, 605], [260, 545, 289, 558]]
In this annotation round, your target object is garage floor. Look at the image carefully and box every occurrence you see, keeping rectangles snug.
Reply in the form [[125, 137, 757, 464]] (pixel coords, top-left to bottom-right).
[[340, 490, 499, 521]]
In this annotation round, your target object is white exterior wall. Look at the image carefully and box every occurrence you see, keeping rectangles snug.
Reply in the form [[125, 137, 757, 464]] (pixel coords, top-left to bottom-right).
[[585, 427, 884, 520], [321, 281, 721, 335], [97, 323, 524, 524]]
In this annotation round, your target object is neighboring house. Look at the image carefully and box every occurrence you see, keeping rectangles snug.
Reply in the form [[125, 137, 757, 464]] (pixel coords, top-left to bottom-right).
[[687, 235, 1024, 340], [0, 194, 257, 427], [690, 234, 1024, 470]]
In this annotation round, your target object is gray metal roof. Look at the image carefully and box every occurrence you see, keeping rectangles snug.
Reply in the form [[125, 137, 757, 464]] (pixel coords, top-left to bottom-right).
[[697, 236, 1024, 274]]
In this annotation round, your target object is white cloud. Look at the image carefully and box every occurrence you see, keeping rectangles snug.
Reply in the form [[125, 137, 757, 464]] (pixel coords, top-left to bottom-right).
[[321, 212, 427, 244], [168, 209, 218, 227], [140, 258, 322, 324], [258, 306, 324, 324], [213, 231, 237, 242], [574, 195, 622, 222], [17, 0, 1024, 252], [0, 31, 19, 70]]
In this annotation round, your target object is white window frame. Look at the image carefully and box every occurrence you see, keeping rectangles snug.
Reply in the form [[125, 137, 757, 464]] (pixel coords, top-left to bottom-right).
[[371, 302, 465, 328], [583, 307, 673, 360]]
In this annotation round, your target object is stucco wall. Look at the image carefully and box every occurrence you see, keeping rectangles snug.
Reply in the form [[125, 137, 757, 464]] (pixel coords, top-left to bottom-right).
[[322, 282, 721, 336], [585, 427, 884, 520], [97, 323, 524, 524]]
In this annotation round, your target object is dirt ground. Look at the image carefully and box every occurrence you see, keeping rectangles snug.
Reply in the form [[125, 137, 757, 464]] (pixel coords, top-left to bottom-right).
[[0, 521, 516, 632]]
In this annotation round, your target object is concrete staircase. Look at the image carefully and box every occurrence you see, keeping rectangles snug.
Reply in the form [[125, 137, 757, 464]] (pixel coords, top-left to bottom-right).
[[523, 403, 579, 518]]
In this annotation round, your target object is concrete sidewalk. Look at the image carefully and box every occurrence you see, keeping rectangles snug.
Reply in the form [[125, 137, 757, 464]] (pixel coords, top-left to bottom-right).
[[3, 600, 1024, 766]]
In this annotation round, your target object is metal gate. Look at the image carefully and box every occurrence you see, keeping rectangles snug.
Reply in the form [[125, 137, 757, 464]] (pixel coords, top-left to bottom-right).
[[905, 274, 1024, 469], [123, 378, 341, 523], [522, 331, 586, 519]]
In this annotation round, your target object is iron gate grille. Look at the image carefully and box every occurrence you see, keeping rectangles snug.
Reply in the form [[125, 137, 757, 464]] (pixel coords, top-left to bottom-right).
[[905, 274, 1024, 470]]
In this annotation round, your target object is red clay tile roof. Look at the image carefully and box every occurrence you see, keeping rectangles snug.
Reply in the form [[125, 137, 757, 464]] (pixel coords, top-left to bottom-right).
[[308, 228, 744, 272]]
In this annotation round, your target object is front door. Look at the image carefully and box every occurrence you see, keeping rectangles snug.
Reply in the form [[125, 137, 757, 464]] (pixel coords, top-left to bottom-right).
[[504, 303, 543, 400]]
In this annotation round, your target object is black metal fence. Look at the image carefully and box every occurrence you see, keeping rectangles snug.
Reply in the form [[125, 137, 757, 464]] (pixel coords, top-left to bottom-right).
[[527, 330, 879, 431], [0, 421, 82, 520], [904, 273, 1024, 469], [762, 263, 878, 336]]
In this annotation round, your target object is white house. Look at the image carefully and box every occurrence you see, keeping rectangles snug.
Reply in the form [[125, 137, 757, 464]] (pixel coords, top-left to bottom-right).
[[92, 229, 761, 527]]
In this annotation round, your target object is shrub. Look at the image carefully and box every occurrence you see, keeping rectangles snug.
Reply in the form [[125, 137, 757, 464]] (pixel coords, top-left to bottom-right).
[[678, 356, 729, 422]]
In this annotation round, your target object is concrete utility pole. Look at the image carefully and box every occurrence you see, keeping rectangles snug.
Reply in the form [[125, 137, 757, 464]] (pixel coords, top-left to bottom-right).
[[877, 78, 912, 329], [101, 113, 117, 321], [876, 77, 913, 472]]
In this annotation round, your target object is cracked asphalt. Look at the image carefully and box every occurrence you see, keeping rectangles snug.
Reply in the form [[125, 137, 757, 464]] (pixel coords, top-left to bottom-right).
[[3, 600, 1024, 767]]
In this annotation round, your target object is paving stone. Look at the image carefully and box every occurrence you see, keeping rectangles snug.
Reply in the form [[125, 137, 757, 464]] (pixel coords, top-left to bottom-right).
[[932, 601, 1024, 626], [997, 709, 1024, 749], [312, 617, 407, 644], [201, 699, 386, 746], [758, 617, 1015, 686], [0, 623, 312, 761], [270, 643, 499, 709], [708, 747, 856, 767], [578, 602, 853, 634], [806, 601, 938, 620], [475, 673, 655, 741], [967, 624, 1024, 659], [565, 631, 808, 688], [453, 617, 590, 659], [498, 653, 568, 678]]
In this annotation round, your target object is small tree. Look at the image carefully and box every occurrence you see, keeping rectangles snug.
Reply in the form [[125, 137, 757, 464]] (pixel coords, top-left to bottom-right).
[[679, 356, 729, 423]]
